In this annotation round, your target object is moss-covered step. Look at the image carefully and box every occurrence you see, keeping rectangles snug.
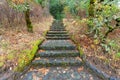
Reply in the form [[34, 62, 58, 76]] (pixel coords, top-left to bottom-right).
[[50, 26, 64, 27], [49, 29, 66, 31], [36, 50, 79, 57], [50, 27, 65, 29], [40, 40, 76, 50], [32, 57, 82, 67], [51, 23, 64, 26], [47, 31, 67, 34], [50, 24, 64, 27], [50, 29, 65, 31], [52, 22, 64, 26], [46, 34, 69, 37], [52, 21, 63, 24], [46, 36, 70, 40]]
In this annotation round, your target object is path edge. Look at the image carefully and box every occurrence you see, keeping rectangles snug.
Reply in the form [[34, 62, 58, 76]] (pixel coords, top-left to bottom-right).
[[69, 35, 120, 80]]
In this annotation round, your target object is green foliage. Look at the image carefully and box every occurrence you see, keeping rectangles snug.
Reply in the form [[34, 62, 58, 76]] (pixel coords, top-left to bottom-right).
[[116, 52, 120, 58], [87, 3, 119, 39], [7, 0, 29, 12], [34, 0, 46, 8], [49, 0, 65, 20], [35, 0, 43, 4], [101, 40, 120, 54], [63, 0, 119, 18], [65, 0, 120, 55], [64, 0, 89, 17]]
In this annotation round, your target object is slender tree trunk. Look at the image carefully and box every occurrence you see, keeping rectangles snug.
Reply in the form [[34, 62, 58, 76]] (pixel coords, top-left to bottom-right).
[[24, 8, 33, 32]]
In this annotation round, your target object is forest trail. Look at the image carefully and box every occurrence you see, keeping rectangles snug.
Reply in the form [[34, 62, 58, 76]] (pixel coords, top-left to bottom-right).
[[22, 20, 100, 80]]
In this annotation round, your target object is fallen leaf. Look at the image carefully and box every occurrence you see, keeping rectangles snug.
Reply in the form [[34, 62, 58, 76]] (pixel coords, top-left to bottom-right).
[[77, 67, 84, 72]]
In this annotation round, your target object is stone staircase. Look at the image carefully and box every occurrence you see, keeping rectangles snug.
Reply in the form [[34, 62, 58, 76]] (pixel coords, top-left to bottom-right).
[[32, 20, 82, 67], [22, 20, 100, 80]]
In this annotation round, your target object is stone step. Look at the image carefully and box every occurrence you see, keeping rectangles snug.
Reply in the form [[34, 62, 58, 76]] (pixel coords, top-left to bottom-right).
[[46, 34, 69, 37], [51, 25, 64, 26], [49, 29, 66, 31], [51, 25, 64, 27], [46, 36, 70, 40], [36, 50, 80, 57], [32, 57, 82, 67], [47, 31, 67, 34], [50, 27, 65, 29], [50, 29, 65, 31], [50, 29, 65, 30], [50, 29, 66, 31], [40, 40, 76, 50]]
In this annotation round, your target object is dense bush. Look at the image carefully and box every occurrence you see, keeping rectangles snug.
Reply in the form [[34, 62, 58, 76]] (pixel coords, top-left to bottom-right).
[[49, 0, 65, 20]]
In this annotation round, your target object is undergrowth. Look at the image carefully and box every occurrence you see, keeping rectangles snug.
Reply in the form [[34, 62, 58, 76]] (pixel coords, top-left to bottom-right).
[[64, 18, 120, 77]]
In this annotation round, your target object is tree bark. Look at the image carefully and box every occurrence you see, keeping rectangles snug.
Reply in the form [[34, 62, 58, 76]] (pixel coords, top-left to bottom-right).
[[24, 8, 33, 32]]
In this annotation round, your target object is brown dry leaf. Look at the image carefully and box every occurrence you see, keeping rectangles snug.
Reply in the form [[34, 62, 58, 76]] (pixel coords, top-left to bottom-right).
[[91, 44, 96, 50], [38, 50, 45, 53], [76, 57, 82, 61], [97, 56, 106, 61], [30, 68, 34, 71], [34, 57, 41, 60], [89, 76, 93, 80], [38, 68, 49, 74], [77, 67, 84, 72]]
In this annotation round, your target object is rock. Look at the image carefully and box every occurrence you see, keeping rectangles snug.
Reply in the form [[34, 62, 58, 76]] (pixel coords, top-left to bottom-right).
[[110, 77, 117, 80]]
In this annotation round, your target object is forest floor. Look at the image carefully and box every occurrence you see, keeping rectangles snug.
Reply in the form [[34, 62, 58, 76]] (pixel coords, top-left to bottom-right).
[[64, 19, 120, 78], [0, 17, 53, 79]]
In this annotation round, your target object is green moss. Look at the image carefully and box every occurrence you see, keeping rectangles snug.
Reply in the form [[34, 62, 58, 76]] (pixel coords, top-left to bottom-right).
[[78, 45, 84, 57], [15, 39, 43, 72], [7, 50, 18, 60], [0, 62, 4, 67], [46, 63, 51, 67], [7, 53, 14, 60], [43, 30, 48, 36], [116, 52, 120, 58]]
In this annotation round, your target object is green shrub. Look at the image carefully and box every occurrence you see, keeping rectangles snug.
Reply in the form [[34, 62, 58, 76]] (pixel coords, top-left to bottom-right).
[[49, 0, 65, 20]]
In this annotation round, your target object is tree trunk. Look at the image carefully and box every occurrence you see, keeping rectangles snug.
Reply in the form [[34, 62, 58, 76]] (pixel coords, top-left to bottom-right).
[[24, 8, 33, 32]]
